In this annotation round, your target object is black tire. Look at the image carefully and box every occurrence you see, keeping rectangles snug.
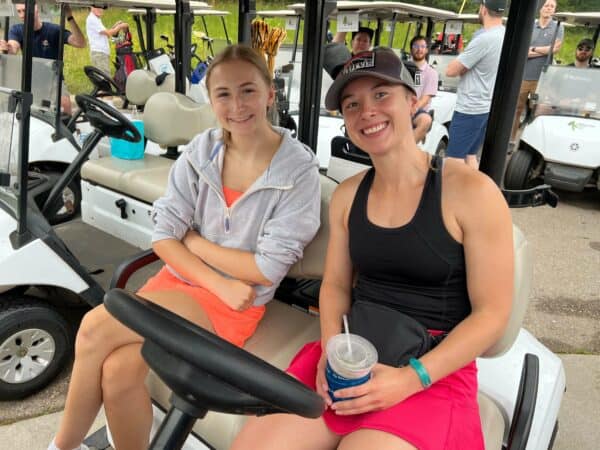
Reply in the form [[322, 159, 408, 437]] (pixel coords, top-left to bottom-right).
[[504, 149, 535, 190], [0, 297, 73, 400], [47, 176, 82, 225]]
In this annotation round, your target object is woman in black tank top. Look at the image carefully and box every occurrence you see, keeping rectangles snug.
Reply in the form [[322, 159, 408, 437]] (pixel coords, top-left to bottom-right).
[[233, 47, 514, 450]]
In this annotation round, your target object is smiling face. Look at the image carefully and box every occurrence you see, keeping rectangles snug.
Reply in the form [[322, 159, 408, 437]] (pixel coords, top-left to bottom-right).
[[340, 76, 416, 156], [207, 60, 275, 139]]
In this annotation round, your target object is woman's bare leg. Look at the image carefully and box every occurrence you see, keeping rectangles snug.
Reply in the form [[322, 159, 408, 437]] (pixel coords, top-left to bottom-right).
[[54, 290, 213, 450], [231, 414, 339, 450], [338, 429, 417, 450], [101, 343, 151, 450], [54, 304, 145, 450], [101, 290, 214, 450]]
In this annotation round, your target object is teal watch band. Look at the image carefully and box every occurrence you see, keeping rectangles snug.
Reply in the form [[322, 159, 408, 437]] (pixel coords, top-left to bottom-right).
[[409, 358, 432, 389]]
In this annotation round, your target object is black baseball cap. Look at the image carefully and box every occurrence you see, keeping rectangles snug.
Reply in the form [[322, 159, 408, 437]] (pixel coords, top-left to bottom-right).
[[577, 38, 594, 49], [351, 27, 374, 41], [477, 0, 508, 13], [325, 47, 416, 111]]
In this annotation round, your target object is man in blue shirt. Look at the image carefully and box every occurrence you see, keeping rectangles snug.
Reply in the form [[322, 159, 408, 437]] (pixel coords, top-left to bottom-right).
[[0, 3, 86, 114]]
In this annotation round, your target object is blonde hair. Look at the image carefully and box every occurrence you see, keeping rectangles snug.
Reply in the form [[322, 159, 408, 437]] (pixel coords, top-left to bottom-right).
[[205, 44, 274, 145]]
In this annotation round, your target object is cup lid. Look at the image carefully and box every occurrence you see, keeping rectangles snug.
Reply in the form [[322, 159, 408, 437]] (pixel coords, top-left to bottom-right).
[[326, 334, 377, 371]]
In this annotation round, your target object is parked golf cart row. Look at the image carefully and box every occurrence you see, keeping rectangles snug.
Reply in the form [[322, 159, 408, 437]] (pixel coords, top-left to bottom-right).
[[0, 0, 227, 226], [1, 1, 565, 450], [504, 11, 600, 193]]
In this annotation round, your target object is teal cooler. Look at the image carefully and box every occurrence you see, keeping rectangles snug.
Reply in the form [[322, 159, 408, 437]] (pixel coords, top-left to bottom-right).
[[110, 120, 145, 159]]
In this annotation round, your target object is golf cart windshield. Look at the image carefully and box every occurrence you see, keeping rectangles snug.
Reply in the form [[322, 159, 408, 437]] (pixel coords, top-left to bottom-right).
[[535, 65, 600, 120], [0, 55, 60, 109], [0, 88, 21, 216], [429, 54, 459, 91]]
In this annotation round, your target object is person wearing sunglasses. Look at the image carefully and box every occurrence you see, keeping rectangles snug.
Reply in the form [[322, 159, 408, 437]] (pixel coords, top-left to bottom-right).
[[409, 35, 438, 144], [569, 38, 595, 69]]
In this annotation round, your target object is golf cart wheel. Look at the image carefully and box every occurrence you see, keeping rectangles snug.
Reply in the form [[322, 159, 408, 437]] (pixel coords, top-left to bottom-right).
[[504, 149, 535, 190], [48, 175, 82, 225], [0, 297, 73, 400]]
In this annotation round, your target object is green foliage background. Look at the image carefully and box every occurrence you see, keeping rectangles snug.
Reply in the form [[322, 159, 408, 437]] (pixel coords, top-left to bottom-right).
[[4, 1, 599, 94]]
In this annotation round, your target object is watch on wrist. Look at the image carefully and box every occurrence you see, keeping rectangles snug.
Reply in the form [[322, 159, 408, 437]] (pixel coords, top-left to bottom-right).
[[67, 16, 74, 21], [532, 46, 536, 53]]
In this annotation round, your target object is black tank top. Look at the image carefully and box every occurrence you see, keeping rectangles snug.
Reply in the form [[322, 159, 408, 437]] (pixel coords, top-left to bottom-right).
[[348, 157, 470, 331]]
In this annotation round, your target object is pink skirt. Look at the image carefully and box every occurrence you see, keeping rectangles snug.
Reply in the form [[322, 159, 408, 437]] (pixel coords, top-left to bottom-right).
[[286, 341, 484, 450]]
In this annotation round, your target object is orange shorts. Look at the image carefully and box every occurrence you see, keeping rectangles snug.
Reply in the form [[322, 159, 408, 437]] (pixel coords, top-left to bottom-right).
[[137, 266, 265, 347]]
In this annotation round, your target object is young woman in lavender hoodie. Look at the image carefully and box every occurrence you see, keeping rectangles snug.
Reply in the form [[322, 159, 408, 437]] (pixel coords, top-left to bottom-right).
[[49, 44, 321, 450]]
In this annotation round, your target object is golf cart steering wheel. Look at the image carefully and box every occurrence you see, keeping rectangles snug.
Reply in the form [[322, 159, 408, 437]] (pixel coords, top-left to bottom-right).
[[104, 289, 325, 419], [75, 95, 141, 143], [84, 65, 123, 97]]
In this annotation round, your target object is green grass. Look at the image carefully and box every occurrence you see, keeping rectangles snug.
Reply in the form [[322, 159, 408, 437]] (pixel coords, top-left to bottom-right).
[[3, 1, 596, 95]]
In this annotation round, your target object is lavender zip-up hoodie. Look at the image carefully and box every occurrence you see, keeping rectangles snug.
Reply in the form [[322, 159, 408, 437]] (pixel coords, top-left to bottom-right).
[[152, 126, 321, 306]]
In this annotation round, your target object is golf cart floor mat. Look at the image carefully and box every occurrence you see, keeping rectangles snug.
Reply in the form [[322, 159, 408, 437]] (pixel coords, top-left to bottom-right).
[[83, 425, 112, 449], [54, 219, 161, 292]]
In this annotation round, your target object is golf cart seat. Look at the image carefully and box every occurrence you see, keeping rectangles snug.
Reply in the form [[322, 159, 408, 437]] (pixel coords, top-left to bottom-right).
[[125, 69, 178, 107], [80, 93, 216, 248], [144, 92, 218, 146], [110, 195, 536, 450]]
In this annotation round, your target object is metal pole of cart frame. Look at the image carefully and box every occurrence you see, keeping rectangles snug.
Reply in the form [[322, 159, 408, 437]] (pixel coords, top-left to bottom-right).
[[297, 0, 336, 153], [238, 0, 256, 44], [53, 4, 67, 140], [14, 0, 35, 244], [174, 0, 192, 94], [479, 0, 537, 185]]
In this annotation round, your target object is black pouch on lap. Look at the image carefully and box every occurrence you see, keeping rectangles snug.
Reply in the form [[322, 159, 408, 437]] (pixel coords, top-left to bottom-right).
[[348, 300, 441, 367]]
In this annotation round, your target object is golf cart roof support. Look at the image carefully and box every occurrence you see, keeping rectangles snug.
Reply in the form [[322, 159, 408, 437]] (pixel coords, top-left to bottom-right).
[[593, 24, 599, 46], [238, 0, 256, 44], [479, 0, 537, 185], [297, 0, 336, 153], [220, 14, 232, 46], [145, 9, 157, 52], [388, 12, 398, 47], [53, 5, 68, 138], [174, 0, 192, 94], [14, 0, 36, 243], [199, 15, 214, 56], [291, 13, 301, 63], [133, 13, 147, 55], [425, 18, 434, 43], [374, 18, 382, 46]]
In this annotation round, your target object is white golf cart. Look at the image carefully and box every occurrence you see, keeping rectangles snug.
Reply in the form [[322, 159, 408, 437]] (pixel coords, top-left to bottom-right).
[[267, 1, 450, 170], [504, 12, 600, 192], [0, 4, 103, 224], [2, 1, 565, 450]]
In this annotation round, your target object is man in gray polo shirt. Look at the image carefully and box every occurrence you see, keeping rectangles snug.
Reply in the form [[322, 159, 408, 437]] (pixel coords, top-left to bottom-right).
[[511, 0, 563, 142]]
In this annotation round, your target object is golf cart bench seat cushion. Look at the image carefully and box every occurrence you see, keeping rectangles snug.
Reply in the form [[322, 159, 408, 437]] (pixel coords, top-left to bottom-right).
[[81, 155, 172, 204], [145, 224, 530, 450], [143, 92, 218, 146], [126, 69, 177, 106], [146, 300, 321, 448], [478, 392, 505, 449]]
